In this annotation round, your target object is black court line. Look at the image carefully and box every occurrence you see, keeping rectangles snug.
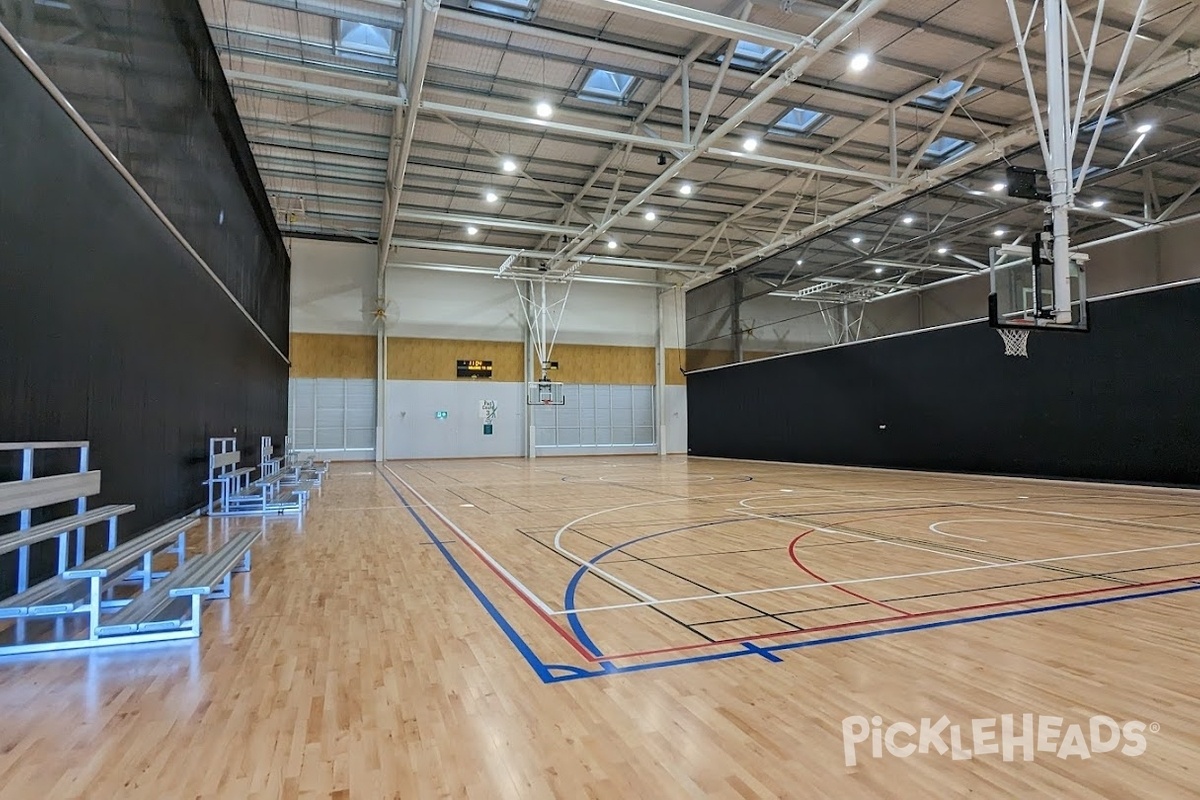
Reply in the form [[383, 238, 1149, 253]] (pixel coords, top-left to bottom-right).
[[511, 528, 724, 644], [572, 529, 806, 633]]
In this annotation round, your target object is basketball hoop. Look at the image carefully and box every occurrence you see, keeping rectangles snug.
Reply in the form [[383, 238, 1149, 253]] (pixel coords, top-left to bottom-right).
[[998, 327, 1030, 357]]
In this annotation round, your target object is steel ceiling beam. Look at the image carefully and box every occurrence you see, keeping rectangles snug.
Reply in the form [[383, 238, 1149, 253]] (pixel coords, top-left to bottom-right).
[[562, 0, 815, 50], [377, 0, 439, 273], [687, 46, 1200, 286], [224, 70, 407, 108], [541, 0, 891, 273], [387, 239, 706, 271]]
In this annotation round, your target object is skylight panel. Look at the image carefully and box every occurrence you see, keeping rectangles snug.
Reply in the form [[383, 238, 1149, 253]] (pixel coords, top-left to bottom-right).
[[721, 40, 785, 72], [579, 68, 638, 104], [772, 106, 827, 135], [925, 136, 974, 161], [468, 0, 541, 21], [914, 79, 981, 110], [335, 20, 396, 62]]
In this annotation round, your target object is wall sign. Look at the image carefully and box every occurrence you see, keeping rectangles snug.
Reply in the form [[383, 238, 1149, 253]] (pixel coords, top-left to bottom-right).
[[457, 359, 493, 378]]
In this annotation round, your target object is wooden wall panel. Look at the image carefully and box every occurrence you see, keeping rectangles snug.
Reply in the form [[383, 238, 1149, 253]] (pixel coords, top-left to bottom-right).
[[548, 344, 655, 385], [290, 334, 376, 379], [387, 337, 524, 381], [666, 348, 687, 386]]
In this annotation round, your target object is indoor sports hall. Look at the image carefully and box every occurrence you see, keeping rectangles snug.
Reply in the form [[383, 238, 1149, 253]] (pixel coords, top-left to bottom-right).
[[3, 0, 1200, 797]]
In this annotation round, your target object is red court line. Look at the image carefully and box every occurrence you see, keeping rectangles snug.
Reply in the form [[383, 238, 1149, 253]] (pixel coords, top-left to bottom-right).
[[589, 572, 1200, 662], [787, 529, 912, 616], [427, 509, 600, 662]]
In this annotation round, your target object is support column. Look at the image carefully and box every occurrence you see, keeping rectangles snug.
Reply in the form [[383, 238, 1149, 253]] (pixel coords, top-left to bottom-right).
[[1044, 0, 1075, 323], [375, 268, 387, 463], [655, 275, 667, 456], [524, 311, 535, 459]]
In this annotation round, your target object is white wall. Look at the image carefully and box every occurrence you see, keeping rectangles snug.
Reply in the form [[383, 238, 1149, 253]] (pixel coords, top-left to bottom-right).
[[287, 238, 688, 457], [385, 380, 525, 459], [288, 238, 377, 334]]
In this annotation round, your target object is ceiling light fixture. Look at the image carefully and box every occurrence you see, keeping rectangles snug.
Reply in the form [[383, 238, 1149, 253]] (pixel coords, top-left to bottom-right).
[[1136, 123, 1153, 134], [992, 182, 1006, 192], [901, 215, 914, 225], [994, 228, 1006, 237], [795, 259, 804, 266], [606, 240, 618, 250], [849, 52, 870, 72], [535, 101, 554, 119], [742, 136, 759, 152], [851, 236, 863, 244], [1090, 199, 1106, 208], [644, 211, 657, 221], [485, 191, 499, 203], [501, 158, 517, 173], [937, 246, 949, 254], [466, 226, 479, 236], [679, 183, 694, 196], [874, 266, 883, 274]]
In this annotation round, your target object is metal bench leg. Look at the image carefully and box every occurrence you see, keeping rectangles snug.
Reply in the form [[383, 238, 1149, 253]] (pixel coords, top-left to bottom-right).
[[141, 551, 153, 592], [189, 595, 202, 634], [107, 516, 118, 550], [16, 545, 29, 593], [87, 576, 102, 640], [233, 548, 251, 574], [176, 531, 187, 567], [57, 532, 69, 575], [210, 571, 233, 600]]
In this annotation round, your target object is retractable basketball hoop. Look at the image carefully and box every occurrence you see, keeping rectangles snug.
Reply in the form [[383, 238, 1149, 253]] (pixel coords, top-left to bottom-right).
[[496, 251, 572, 406], [989, 0, 1139, 355]]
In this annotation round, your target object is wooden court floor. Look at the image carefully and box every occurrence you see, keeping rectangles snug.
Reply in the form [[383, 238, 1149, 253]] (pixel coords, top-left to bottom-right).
[[2, 456, 1200, 798]]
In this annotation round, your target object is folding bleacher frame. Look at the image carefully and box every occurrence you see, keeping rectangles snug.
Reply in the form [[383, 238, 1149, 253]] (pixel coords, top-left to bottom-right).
[[205, 437, 309, 516], [0, 441, 260, 656]]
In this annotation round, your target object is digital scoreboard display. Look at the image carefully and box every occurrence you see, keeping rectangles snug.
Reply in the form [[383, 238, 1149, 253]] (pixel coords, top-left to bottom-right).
[[456, 359, 493, 378]]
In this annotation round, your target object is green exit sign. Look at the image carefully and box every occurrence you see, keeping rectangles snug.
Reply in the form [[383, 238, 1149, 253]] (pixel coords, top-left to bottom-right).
[[435, 410, 448, 419]]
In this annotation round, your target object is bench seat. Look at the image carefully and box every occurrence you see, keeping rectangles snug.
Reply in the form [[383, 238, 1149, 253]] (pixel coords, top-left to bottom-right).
[[96, 530, 259, 637], [0, 504, 134, 557], [0, 516, 194, 619]]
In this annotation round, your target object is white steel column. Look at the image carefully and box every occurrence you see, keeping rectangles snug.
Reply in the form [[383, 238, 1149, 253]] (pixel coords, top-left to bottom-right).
[[375, 269, 387, 463], [1044, 0, 1074, 322], [655, 277, 667, 456]]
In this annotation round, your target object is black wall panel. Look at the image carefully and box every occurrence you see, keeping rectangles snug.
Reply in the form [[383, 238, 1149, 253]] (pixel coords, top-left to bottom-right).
[[688, 282, 1200, 486], [0, 45, 287, 589]]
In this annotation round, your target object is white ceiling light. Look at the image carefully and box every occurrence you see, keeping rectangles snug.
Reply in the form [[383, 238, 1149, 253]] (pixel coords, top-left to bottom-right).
[[937, 246, 949, 254], [991, 182, 1006, 192], [874, 266, 883, 274], [1090, 199, 1106, 208], [606, 240, 618, 250], [485, 191, 499, 203], [466, 225, 480, 236], [795, 259, 804, 266], [501, 158, 517, 173], [851, 236, 862, 244], [644, 210, 657, 221], [901, 215, 914, 225], [993, 228, 1006, 237], [849, 52, 871, 72], [742, 136, 759, 152], [535, 101, 554, 119], [679, 183, 694, 196], [1136, 123, 1153, 134]]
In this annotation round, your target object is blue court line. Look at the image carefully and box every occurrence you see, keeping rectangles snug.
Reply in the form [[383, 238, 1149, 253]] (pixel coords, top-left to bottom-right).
[[376, 467, 555, 683], [377, 466, 1200, 684]]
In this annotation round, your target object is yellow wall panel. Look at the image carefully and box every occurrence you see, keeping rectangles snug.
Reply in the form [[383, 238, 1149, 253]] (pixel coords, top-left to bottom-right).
[[290, 334, 375, 379], [386, 337, 524, 381], [666, 348, 688, 385], [547, 344, 655, 385]]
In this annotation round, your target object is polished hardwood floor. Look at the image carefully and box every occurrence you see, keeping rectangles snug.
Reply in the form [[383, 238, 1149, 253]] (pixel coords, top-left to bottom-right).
[[2, 456, 1200, 798]]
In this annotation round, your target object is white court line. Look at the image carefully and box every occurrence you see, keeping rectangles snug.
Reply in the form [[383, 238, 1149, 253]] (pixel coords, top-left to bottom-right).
[[491, 461, 522, 469], [730, 508, 1000, 565], [384, 464, 557, 616], [550, 490, 795, 605], [928, 522, 988, 542], [550, 539, 1200, 616]]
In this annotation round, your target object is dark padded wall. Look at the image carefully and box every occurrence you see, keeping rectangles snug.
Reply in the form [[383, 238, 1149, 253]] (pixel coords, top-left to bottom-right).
[[688, 282, 1200, 486], [0, 45, 287, 589]]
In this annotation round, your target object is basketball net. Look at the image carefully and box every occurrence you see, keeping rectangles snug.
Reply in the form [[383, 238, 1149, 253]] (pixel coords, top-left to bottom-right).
[[998, 328, 1030, 357]]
